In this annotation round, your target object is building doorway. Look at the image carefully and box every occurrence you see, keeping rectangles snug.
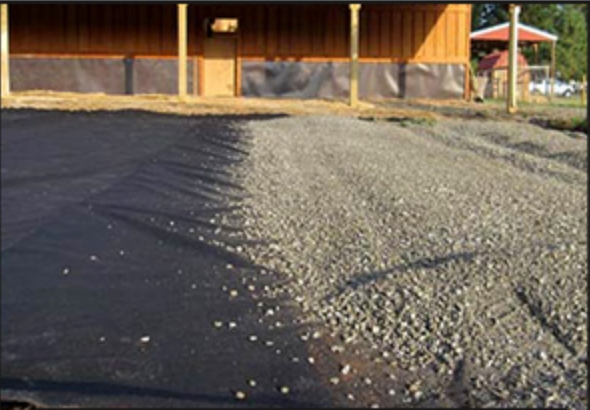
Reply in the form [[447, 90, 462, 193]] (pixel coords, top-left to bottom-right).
[[202, 18, 238, 97]]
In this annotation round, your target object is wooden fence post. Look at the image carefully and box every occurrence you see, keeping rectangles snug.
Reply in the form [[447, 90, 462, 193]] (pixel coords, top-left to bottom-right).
[[507, 4, 520, 113], [582, 75, 587, 107], [349, 4, 361, 108], [549, 40, 556, 98], [178, 4, 188, 100], [1, 4, 9, 98]]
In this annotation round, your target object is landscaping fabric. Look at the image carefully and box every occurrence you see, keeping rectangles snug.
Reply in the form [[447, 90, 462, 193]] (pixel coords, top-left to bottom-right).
[[241, 62, 465, 99], [0, 110, 335, 408]]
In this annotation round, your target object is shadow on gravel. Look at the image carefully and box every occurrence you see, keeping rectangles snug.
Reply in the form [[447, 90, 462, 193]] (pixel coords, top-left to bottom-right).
[[325, 251, 479, 300], [474, 132, 587, 173], [507, 141, 548, 156], [326, 238, 583, 300], [371, 100, 496, 121], [547, 151, 588, 172], [504, 141, 588, 171], [513, 286, 578, 357]]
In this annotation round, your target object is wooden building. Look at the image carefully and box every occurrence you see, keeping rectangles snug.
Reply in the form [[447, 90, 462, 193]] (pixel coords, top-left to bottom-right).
[[1, 3, 472, 100], [477, 49, 530, 100]]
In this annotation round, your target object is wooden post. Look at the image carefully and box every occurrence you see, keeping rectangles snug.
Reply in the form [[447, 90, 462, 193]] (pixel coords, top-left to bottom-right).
[[549, 40, 556, 97], [178, 4, 188, 100], [469, 64, 482, 102], [544, 66, 551, 103], [581, 75, 586, 107], [1, 4, 9, 98], [507, 4, 520, 113], [349, 4, 361, 108], [192, 56, 198, 95]]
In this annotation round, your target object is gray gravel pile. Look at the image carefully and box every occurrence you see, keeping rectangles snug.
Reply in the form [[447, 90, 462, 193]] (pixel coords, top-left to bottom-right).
[[229, 115, 587, 408], [418, 119, 587, 174]]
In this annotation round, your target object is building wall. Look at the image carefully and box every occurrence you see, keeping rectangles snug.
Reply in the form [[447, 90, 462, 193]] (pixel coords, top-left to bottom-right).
[[359, 4, 470, 63], [9, 4, 471, 63], [8, 4, 471, 98], [10, 4, 178, 56]]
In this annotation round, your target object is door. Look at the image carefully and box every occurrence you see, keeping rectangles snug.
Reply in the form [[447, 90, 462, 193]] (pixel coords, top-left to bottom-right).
[[202, 36, 236, 97]]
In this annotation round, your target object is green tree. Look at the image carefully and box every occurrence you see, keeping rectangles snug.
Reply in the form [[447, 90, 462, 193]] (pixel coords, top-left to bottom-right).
[[552, 4, 587, 80], [471, 3, 508, 30], [519, 4, 560, 72]]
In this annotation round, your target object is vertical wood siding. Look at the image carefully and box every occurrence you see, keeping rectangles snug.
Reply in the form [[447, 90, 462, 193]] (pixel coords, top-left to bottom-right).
[[9, 4, 470, 63]]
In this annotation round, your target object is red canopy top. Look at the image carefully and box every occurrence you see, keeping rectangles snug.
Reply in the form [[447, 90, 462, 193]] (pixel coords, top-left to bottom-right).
[[471, 22, 558, 43]]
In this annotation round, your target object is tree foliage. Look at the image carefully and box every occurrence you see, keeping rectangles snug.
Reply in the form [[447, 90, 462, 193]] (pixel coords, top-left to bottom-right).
[[471, 3, 587, 80]]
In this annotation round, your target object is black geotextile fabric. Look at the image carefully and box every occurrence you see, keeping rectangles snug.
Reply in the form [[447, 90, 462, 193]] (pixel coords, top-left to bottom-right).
[[0, 110, 335, 408], [10, 58, 196, 95], [241, 61, 466, 100]]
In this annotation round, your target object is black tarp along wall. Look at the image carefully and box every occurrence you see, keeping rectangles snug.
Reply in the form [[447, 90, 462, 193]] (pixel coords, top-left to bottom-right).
[[10, 57, 197, 95], [11, 58, 465, 100], [11, 59, 465, 99], [241, 62, 466, 100]]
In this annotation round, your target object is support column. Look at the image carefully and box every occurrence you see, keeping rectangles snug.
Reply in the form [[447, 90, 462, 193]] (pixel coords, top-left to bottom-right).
[[507, 4, 520, 113], [1, 4, 9, 98], [581, 75, 586, 107], [178, 4, 188, 99], [349, 4, 361, 107], [550, 40, 556, 97]]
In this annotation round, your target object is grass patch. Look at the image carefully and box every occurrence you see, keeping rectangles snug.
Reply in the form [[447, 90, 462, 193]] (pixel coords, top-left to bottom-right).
[[484, 97, 586, 110]]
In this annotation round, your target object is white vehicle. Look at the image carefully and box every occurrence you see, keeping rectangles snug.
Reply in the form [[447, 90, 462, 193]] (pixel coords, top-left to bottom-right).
[[529, 79, 575, 97]]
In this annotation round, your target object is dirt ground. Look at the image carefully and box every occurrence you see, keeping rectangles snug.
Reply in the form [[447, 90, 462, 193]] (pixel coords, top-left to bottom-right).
[[0, 91, 414, 118], [1, 91, 586, 128]]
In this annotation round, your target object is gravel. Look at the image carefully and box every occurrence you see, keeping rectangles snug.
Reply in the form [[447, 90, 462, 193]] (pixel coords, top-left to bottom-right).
[[229, 115, 586, 408]]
